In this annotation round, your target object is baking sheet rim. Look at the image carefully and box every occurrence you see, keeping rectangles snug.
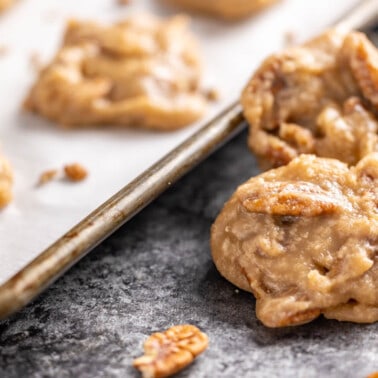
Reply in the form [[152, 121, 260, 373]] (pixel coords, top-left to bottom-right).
[[0, 102, 245, 319]]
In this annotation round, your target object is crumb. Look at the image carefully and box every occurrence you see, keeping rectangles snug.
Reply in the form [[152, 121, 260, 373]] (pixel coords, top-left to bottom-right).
[[204, 88, 220, 102], [64, 163, 88, 182], [37, 163, 88, 187], [117, 0, 131, 4], [235, 289, 239, 294], [283, 30, 297, 47], [37, 169, 59, 186]]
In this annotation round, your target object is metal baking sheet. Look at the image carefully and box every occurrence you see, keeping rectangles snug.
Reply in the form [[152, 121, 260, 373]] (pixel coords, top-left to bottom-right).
[[0, 0, 373, 319]]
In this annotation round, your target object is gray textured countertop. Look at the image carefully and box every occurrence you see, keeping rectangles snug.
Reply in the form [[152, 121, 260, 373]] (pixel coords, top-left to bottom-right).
[[1, 130, 378, 378]]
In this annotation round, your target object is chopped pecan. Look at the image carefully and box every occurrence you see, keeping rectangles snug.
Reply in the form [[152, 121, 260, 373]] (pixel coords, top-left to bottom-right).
[[348, 32, 378, 108], [64, 163, 88, 182], [242, 181, 343, 216], [37, 169, 59, 186], [276, 309, 321, 328], [133, 324, 208, 378]]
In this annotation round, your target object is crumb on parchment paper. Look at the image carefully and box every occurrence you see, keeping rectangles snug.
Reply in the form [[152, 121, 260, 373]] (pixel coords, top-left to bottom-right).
[[64, 163, 88, 182], [204, 88, 220, 102], [118, 0, 131, 4], [133, 324, 208, 378], [38, 163, 88, 186], [37, 169, 59, 186]]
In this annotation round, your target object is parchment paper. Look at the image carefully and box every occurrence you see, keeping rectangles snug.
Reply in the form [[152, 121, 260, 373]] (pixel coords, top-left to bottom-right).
[[0, 0, 358, 284]]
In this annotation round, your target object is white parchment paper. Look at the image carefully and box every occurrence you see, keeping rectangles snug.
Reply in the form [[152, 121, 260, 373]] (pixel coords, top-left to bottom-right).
[[0, 0, 359, 284]]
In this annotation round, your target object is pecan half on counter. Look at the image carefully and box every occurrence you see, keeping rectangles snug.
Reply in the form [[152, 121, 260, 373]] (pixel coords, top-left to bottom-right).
[[211, 154, 378, 327], [165, 0, 277, 19], [0, 154, 13, 208], [24, 15, 208, 130], [242, 28, 378, 169], [133, 324, 208, 378]]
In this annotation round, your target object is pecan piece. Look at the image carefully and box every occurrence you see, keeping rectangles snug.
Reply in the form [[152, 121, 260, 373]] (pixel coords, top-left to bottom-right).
[[64, 163, 88, 182], [37, 169, 59, 186], [242, 181, 343, 216], [348, 32, 378, 108], [133, 324, 208, 378], [276, 308, 321, 327]]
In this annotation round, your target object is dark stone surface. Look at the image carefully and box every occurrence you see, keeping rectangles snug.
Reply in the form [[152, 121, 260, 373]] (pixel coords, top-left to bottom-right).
[[1, 130, 378, 378]]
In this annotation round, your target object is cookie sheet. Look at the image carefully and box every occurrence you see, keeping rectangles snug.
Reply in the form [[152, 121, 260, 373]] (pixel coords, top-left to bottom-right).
[[0, 0, 359, 285]]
